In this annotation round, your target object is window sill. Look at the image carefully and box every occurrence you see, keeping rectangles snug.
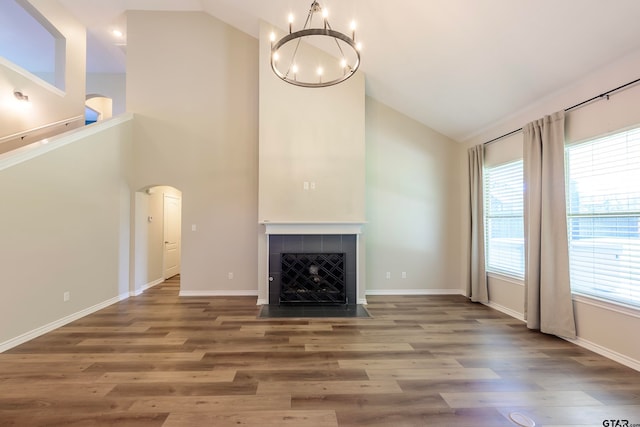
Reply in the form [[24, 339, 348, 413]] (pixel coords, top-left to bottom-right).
[[572, 293, 640, 320], [487, 272, 524, 286]]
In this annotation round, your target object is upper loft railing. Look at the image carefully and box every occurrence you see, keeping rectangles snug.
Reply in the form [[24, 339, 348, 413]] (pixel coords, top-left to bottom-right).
[[0, 113, 133, 173], [0, 115, 84, 155]]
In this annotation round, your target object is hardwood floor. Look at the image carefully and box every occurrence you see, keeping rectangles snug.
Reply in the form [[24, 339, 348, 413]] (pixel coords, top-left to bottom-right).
[[1, 276, 640, 426]]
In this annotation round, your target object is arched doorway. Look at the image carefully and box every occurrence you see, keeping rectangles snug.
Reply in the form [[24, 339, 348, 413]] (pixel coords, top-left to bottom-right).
[[133, 185, 182, 295], [85, 94, 113, 124]]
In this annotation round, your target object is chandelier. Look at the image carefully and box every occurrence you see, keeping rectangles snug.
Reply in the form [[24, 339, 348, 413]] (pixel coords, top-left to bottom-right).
[[270, 1, 361, 88]]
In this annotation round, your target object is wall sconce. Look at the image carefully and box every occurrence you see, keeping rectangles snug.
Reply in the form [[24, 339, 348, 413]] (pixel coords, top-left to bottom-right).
[[14, 91, 30, 102]]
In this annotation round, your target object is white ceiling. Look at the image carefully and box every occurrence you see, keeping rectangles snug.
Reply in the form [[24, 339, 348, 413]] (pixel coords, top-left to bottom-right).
[[56, 0, 640, 142]]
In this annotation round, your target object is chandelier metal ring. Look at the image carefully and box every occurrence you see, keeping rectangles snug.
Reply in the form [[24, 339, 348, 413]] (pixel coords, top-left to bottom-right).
[[271, 28, 360, 88], [270, 1, 361, 89]]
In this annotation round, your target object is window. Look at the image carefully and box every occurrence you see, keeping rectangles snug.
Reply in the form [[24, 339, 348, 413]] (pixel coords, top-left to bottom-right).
[[566, 128, 640, 307], [0, 0, 65, 90], [484, 160, 524, 278]]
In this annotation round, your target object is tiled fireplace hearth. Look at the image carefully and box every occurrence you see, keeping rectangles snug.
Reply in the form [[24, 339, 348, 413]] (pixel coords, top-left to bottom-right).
[[258, 223, 365, 305]]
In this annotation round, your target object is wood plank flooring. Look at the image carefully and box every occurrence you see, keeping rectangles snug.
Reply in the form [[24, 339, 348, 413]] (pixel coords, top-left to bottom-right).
[[1, 276, 640, 426]]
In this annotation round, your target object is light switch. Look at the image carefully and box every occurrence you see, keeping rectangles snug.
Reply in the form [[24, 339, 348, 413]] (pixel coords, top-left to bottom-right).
[[192, 224, 197, 231]]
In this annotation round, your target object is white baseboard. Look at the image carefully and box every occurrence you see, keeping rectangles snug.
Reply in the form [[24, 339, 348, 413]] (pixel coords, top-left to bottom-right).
[[366, 288, 464, 296], [0, 292, 129, 353], [143, 278, 164, 292], [179, 290, 259, 297], [484, 301, 526, 322], [566, 336, 640, 372], [131, 278, 165, 296], [357, 298, 368, 305]]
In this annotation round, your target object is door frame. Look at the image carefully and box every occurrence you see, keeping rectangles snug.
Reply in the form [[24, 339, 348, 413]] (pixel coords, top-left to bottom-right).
[[162, 192, 181, 279]]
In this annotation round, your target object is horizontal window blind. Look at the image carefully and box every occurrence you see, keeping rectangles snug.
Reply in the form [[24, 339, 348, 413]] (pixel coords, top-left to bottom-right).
[[566, 128, 640, 307], [484, 160, 524, 278]]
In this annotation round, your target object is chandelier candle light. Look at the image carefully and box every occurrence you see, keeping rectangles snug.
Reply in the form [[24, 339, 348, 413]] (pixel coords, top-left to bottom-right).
[[270, 1, 361, 88]]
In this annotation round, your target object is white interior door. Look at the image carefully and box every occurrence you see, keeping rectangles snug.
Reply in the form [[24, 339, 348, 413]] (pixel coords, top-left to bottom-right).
[[163, 194, 181, 279]]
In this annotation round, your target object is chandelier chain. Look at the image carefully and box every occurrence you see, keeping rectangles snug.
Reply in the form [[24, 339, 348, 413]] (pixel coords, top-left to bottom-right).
[[286, 1, 316, 78]]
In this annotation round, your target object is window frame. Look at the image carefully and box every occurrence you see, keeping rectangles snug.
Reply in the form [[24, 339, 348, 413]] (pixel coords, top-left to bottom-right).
[[564, 126, 640, 309], [483, 159, 525, 279]]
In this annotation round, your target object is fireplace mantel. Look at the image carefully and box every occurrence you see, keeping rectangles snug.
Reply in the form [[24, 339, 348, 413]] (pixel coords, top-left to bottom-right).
[[262, 221, 365, 236]]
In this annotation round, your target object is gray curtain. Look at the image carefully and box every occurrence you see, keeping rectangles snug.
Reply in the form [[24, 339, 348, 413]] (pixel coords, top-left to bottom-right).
[[523, 111, 576, 338], [468, 145, 488, 303]]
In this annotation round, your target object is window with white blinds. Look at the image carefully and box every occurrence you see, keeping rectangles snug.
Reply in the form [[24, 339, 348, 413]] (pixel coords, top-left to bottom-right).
[[484, 160, 524, 278], [565, 127, 640, 307]]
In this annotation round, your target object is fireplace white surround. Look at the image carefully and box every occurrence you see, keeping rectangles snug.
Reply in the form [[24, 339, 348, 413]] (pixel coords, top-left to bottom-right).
[[257, 222, 366, 305]]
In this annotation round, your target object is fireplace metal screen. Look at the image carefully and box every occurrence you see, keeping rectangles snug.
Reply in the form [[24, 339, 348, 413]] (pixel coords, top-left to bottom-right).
[[280, 253, 346, 304]]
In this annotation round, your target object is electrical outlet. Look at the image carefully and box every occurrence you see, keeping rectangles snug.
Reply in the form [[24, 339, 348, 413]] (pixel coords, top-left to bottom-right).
[[385, 272, 391, 279], [310, 181, 316, 190], [63, 291, 70, 302], [402, 272, 407, 279], [228, 272, 234, 280]]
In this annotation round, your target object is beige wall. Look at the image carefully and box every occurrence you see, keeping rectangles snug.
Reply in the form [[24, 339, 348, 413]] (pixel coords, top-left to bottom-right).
[[0, 118, 133, 348], [465, 49, 640, 368], [126, 11, 259, 293], [258, 22, 366, 223], [365, 97, 465, 293], [0, 0, 85, 139]]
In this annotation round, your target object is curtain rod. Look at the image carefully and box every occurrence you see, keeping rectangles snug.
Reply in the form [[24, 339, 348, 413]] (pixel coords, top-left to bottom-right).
[[483, 77, 640, 146]]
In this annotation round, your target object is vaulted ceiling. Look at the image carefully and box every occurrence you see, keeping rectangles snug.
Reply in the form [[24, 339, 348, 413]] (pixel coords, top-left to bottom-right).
[[56, 0, 640, 143]]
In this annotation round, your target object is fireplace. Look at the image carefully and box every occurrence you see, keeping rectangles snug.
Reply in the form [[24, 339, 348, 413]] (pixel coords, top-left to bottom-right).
[[280, 252, 346, 304], [258, 222, 365, 306], [267, 233, 357, 305]]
